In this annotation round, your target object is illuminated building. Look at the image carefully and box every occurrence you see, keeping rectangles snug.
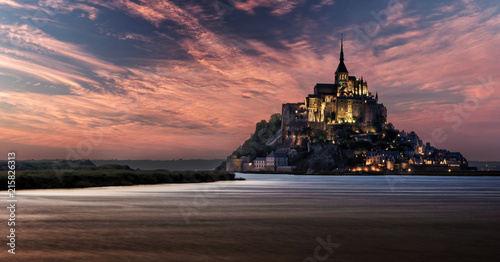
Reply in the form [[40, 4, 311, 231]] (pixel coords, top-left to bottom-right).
[[282, 38, 387, 147]]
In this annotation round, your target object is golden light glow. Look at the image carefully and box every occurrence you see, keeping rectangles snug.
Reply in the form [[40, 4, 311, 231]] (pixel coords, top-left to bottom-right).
[[351, 166, 381, 172]]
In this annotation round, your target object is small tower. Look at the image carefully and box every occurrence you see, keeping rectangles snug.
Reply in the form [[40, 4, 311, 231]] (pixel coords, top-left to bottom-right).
[[335, 35, 348, 85]]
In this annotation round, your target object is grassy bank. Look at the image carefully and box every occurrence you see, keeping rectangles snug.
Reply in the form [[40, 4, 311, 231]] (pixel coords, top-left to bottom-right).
[[0, 169, 235, 190]]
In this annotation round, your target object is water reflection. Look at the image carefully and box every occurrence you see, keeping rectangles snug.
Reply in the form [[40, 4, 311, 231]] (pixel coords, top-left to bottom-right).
[[9, 174, 500, 261]]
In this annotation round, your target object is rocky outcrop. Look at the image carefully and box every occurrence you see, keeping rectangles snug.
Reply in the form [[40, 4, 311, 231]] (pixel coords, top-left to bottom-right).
[[296, 143, 345, 172]]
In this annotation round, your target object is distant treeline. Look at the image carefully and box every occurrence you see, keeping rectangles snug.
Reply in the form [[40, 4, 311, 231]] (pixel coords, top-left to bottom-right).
[[54, 159, 224, 171], [0, 159, 226, 171], [0, 160, 131, 171]]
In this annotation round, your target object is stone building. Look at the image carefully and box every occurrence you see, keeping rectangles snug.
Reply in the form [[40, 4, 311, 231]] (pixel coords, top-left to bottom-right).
[[366, 150, 399, 170], [252, 157, 266, 171], [265, 151, 289, 171], [282, 39, 387, 147], [225, 154, 242, 172]]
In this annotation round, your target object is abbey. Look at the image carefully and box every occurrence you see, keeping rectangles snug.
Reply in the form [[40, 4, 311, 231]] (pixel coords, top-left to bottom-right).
[[282, 39, 387, 147], [223, 38, 473, 173]]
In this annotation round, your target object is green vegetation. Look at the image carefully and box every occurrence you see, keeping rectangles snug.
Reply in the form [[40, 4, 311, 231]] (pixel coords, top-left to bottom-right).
[[234, 113, 282, 160], [0, 160, 235, 190], [311, 129, 328, 144], [0, 169, 235, 190]]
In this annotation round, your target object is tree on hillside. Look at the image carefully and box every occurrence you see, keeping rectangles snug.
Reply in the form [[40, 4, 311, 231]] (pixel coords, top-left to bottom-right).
[[234, 113, 282, 160], [383, 122, 399, 142], [311, 129, 328, 144]]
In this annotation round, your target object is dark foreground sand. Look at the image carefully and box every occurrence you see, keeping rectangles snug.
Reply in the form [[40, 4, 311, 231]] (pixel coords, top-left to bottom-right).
[[5, 174, 500, 261]]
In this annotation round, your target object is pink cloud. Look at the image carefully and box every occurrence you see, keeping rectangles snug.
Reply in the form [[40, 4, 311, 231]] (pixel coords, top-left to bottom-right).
[[233, 0, 304, 16], [0, 0, 37, 9], [344, 5, 500, 159], [0, 0, 499, 160]]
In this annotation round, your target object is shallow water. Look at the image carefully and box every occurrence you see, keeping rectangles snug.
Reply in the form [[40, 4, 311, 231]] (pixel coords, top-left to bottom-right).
[[3, 174, 500, 261]]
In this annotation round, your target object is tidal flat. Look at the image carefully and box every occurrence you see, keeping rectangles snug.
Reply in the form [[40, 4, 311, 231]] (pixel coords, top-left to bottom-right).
[[5, 174, 500, 261]]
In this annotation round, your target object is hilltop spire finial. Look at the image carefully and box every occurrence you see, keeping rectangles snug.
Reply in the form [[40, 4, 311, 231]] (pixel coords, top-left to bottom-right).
[[340, 33, 344, 62], [335, 34, 348, 74]]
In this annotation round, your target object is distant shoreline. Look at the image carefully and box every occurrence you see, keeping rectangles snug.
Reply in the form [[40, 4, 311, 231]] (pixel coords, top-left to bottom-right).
[[0, 169, 237, 191], [4, 160, 499, 172], [239, 171, 500, 176], [2, 159, 226, 171]]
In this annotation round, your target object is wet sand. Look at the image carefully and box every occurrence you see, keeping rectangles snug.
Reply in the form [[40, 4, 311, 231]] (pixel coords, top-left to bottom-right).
[[5, 174, 500, 261]]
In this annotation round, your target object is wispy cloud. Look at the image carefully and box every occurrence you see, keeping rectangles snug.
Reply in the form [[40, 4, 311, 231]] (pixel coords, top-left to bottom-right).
[[312, 0, 334, 11], [233, 0, 305, 16], [0, 0, 498, 160], [0, 23, 124, 71], [0, 0, 37, 9]]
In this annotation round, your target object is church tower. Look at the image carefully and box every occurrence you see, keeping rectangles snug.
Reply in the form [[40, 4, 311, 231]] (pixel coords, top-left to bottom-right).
[[335, 35, 349, 96], [335, 36, 348, 81], [281, 34, 388, 147]]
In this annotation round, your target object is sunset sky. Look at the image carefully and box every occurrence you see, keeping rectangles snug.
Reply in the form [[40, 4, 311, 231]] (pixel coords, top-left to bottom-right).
[[0, 0, 499, 160]]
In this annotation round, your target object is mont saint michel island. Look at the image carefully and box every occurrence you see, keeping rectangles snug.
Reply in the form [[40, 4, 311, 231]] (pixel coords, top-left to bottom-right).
[[222, 39, 473, 174], [1, 1, 500, 261]]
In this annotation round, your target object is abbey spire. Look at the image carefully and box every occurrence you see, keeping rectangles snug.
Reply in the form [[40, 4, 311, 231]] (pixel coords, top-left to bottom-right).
[[340, 34, 344, 61], [335, 35, 349, 85], [335, 35, 348, 74]]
